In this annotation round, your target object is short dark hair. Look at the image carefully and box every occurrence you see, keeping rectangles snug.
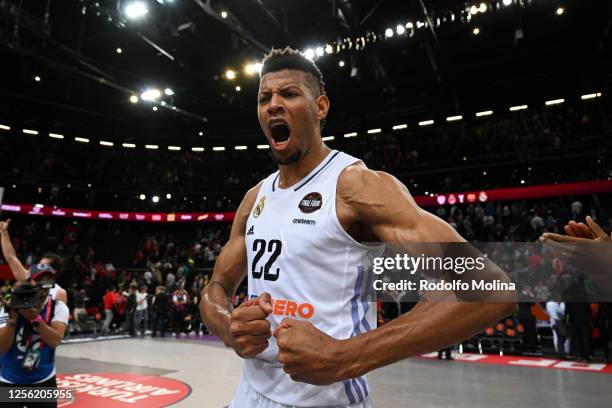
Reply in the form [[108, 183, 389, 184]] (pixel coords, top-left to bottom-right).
[[40, 253, 63, 274], [261, 47, 326, 96]]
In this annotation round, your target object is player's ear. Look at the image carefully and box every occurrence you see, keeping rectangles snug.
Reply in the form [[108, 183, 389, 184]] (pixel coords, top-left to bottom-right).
[[315, 94, 330, 123]]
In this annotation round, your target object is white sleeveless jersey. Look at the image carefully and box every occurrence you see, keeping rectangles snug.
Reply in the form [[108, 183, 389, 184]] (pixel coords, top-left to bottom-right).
[[49, 284, 62, 300], [244, 150, 380, 407]]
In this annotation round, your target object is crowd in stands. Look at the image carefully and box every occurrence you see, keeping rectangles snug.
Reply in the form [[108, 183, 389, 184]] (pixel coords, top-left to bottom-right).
[[1, 101, 610, 211]]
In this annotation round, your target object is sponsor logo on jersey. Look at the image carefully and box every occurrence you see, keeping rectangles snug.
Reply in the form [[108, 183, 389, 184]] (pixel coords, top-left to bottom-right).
[[253, 196, 266, 218], [298, 192, 323, 214], [293, 218, 316, 225], [247, 225, 255, 235], [249, 295, 315, 319]]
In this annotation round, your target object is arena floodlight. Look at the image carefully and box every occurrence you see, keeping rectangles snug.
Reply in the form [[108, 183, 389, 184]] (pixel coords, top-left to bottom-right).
[[479, 3, 487, 13], [166, 193, 172, 199], [198, 131, 204, 136], [344, 132, 358, 138], [581, 93, 602, 100], [476, 110, 493, 117], [139, 194, 146, 200], [396, 25, 406, 35], [315, 46, 324, 57], [75, 137, 89, 143], [367, 128, 382, 134], [303, 49, 315, 61], [470, 5, 478, 15], [322, 136, 335, 141], [254, 63, 263, 74], [129, 95, 139, 103], [392, 124, 408, 130], [152, 195, 159, 203], [257, 144, 270, 149], [141, 88, 161, 101], [325, 44, 334, 54], [406, 22, 414, 29], [145, 144, 158, 149], [545, 98, 565, 106], [338, 60, 345, 67], [244, 64, 256, 76], [0, 124, 10, 130], [116, 48, 122, 54], [225, 70, 236, 80], [509, 105, 527, 112], [49, 133, 64, 139], [556, 7, 564, 16], [235, 86, 241, 92], [124, 2, 148, 20], [34, 76, 41, 82], [152, 106, 158, 111], [418, 120, 434, 126], [191, 147, 204, 152], [446, 115, 463, 122], [122, 143, 136, 148], [164, 88, 174, 96], [235, 145, 247, 150], [385, 28, 394, 38], [213, 146, 225, 151], [22, 129, 39, 135], [100, 141, 114, 147], [502, 0, 512, 6], [168, 146, 181, 151], [221, 10, 228, 19], [473, 27, 480, 35]]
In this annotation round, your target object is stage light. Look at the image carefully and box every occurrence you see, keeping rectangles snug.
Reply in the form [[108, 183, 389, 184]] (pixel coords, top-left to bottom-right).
[[125, 2, 148, 19], [213, 146, 225, 151], [322, 136, 334, 141], [344, 132, 358, 138], [509, 105, 527, 111], [520, 180, 525, 185], [257, 144, 269, 149], [145, 144, 158, 149], [166, 193, 172, 199], [315, 46, 324, 57], [235, 86, 241, 92], [235, 145, 247, 150], [416, 21, 425, 29], [406, 22, 414, 29], [581, 92, 602, 100], [225, 70, 236, 80], [22, 129, 39, 135], [164, 88, 174, 96], [100, 141, 114, 147], [141, 88, 161, 101], [396, 25, 405, 35], [34, 75, 41, 82], [191, 147, 204, 152], [367, 129, 381, 134], [151, 195, 159, 203], [470, 5, 478, 15], [392, 124, 407, 130], [49, 133, 64, 139], [304, 49, 315, 60], [545, 98, 565, 106], [75, 137, 89, 143], [476, 110, 493, 117], [0, 124, 10, 130], [446, 115, 463, 122], [139, 194, 146, 200], [168, 146, 181, 151], [129, 95, 139, 103], [198, 131, 204, 136], [122, 143, 136, 148], [473, 27, 480, 35], [503, 0, 512, 5], [419, 120, 434, 126], [385, 28, 394, 38], [338, 60, 345, 67], [221, 11, 228, 19], [479, 3, 487, 13], [152, 106, 158, 111], [116, 48, 122, 54], [556, 7, 564, 16], [325, 44, 333, 54], [244, 64, 256, 76]]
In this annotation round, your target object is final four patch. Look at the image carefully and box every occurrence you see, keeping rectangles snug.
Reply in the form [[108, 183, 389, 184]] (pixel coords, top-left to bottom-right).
[[299, 192, 323, 213], [253, 196, 266, 218]]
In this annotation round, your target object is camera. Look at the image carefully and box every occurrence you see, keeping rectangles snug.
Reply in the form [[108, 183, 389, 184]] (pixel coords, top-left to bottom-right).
[[7, 283, 46, 309]]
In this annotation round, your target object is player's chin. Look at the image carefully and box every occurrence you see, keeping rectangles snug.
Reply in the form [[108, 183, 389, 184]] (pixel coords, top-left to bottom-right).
[[271, 147, 302, 165]]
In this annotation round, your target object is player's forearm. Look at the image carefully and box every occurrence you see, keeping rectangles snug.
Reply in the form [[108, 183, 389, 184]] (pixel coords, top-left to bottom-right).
[[341, 301, 515, 378], [1, 230, 28, 281], [36, 322, 64, 348], [200, 281, 233, 345]]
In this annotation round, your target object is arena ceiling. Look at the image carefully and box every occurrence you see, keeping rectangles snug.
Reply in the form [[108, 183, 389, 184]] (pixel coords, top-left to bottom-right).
[[0, 0, 610, 145]]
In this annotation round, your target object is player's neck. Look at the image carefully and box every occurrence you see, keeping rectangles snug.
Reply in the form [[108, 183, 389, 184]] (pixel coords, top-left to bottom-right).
[[277, 142, 331, 189]]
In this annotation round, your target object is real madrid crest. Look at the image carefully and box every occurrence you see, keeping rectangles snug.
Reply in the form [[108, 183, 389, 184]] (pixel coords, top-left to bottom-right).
[[253, 196, 266, 218]]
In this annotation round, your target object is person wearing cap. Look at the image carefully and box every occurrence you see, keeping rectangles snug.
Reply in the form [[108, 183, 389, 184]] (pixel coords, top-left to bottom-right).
[[0, 219, 68, 304], [0, 265, 69, 407]]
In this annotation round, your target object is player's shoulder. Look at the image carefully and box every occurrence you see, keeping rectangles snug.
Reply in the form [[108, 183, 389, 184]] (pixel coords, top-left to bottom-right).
[[243, 179, 265, 204], [337, 162, 400, 196]]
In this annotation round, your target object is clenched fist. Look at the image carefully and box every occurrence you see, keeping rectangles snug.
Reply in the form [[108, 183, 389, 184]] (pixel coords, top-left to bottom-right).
[[274, 318, 350, 385], [226, 292, 273, 358]]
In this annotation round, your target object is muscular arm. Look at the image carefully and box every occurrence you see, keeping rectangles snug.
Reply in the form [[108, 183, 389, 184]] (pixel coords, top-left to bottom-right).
[[35, 320, 67, 349], [199, 182, 262, 346], [336, 165, 516, 378], [0, 222, 30, 281]]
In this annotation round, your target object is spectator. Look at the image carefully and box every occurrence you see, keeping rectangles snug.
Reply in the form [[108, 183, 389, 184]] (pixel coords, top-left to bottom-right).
[[135, 285, 148, 337], [152, 286, 170, 338], [101, 286, 116, 336], [172, 287, 189, 336]]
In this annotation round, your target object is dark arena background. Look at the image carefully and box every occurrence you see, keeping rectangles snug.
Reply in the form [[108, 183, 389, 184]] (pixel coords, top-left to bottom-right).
[[0, 0, 611, 407]]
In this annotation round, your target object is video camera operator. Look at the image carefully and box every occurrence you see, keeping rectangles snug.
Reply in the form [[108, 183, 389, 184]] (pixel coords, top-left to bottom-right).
[[0, 264, 69, 408]]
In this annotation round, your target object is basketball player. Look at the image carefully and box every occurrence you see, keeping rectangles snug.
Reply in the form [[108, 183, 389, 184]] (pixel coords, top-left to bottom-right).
[[200, 48, 515, 407], [0, 219, 68, 303]]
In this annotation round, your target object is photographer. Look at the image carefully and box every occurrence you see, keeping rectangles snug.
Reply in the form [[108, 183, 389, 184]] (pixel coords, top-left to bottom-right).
[[0, 264, 69, 408]]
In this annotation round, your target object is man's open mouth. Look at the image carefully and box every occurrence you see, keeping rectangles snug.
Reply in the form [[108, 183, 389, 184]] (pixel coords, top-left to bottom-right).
[[269, 121, 291, 149]]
